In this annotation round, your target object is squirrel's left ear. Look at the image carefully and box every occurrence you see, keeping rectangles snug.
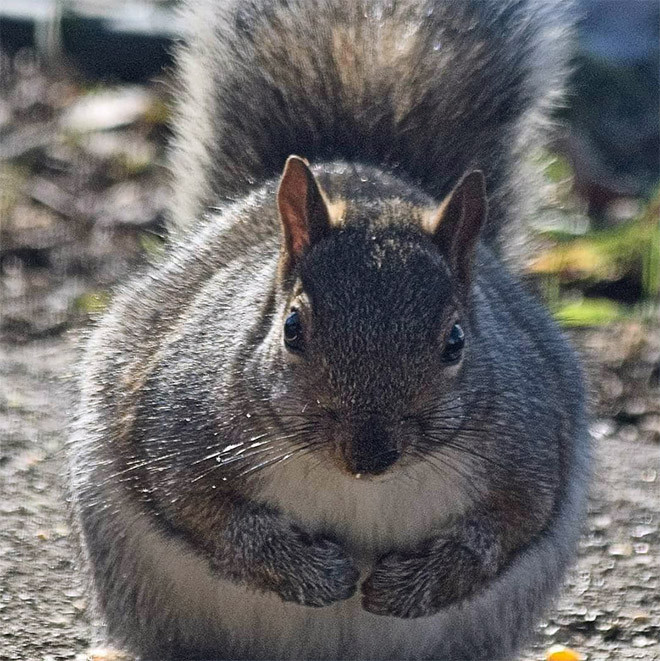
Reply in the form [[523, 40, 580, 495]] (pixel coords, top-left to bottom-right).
[[427, 170, 487, 284], [277, 155, 332, 277]]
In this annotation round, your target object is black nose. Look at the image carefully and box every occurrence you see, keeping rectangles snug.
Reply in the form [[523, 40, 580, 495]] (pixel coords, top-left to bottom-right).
[[344, 421, 401, 475], [351, 448, 401, 475]]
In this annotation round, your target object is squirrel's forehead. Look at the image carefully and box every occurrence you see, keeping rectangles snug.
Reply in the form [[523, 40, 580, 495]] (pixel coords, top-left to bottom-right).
[[305, 225, 444, 270], [299, 250, 452, 327], [300, 229, 451, 303]]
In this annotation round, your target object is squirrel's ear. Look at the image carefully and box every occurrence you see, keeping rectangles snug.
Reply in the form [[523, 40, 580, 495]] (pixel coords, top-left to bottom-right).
[[428, 170, 487, 282], [277, 155, 332, 275]]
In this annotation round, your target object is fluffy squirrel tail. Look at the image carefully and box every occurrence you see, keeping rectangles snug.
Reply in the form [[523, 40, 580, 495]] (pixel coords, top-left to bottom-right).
[[168, 0, 575, 254]]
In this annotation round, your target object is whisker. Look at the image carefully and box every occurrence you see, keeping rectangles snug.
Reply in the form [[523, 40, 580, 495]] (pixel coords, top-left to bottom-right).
[[237, 444, 319, 479], [419, 431, 511, 473], [409, 448, 481, 501], [189, 434, 322, 483], [104, 451, 184, 482]]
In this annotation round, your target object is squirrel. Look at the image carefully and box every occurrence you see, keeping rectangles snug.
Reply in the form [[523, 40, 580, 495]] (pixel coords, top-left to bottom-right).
[[69, 1, 590, 659]]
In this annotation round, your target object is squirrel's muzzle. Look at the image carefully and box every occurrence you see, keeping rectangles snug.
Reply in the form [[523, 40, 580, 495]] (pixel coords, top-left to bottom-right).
[[339, 419, 402, 476]]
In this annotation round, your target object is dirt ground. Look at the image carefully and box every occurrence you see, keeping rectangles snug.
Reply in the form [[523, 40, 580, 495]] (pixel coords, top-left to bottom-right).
[[1, 55, 659, 661]]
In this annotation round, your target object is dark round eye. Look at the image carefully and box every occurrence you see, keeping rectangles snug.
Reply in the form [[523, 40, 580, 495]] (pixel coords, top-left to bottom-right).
[[441, 323, 465, 363], [283, 310, 304, 352]]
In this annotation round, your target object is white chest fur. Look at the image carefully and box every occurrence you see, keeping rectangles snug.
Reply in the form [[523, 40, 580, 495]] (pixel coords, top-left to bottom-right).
[[255, 454, 474, 559]]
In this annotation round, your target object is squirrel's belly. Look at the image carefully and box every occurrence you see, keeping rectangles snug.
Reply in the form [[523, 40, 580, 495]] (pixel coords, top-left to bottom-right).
[[122, 491, 572, 660], [206, 580, 446, 660], [134, 518, 444, 658], [125, 502, 444, 659]]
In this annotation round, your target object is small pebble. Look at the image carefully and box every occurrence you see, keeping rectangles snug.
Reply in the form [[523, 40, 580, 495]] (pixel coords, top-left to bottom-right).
[[591, 515, 611, 531], [607, 543, 633, 557], [86, 649, 134, 661], [631, 636, 655, 648], [641, 468, 656, 482], [631, 525, 657, 539]]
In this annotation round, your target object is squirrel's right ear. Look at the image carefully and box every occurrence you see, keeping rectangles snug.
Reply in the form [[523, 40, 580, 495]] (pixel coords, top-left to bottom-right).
[[428, 170, 487, 285], [277, 155, 332, 276]]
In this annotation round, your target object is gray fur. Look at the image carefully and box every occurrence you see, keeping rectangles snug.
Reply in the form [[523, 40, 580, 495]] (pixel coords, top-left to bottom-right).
[[69, 1, 589, 660]]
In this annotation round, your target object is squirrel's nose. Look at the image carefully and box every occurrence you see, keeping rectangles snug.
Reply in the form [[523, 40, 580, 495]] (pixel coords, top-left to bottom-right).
[[350, 448, 401, 475], [342, 420, 401, 475]]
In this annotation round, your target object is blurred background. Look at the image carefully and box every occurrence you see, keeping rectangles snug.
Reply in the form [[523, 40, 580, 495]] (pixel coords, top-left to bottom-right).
[[1, 0, 658, 333], [0, 2, 658, 660], [1, 0, 658, 336]]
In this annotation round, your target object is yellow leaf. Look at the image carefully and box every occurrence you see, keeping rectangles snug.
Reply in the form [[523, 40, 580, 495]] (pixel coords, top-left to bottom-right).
[[529, 242, 607, 277], [545, 644, 583, 661]]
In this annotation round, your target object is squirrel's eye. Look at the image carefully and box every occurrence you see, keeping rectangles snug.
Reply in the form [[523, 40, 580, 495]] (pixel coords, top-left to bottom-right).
[[283, 310, 304, 352], [441, 323, 465, 363]]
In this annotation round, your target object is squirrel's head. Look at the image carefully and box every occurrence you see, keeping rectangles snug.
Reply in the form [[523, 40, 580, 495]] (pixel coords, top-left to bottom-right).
[[264, 156, 487, 479]]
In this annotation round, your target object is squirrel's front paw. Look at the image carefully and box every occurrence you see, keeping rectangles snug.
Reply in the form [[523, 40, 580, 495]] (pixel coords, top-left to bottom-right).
[[361, 533, 499, 618], [361, 550, 441, 618], [271, 533, 359, 607]]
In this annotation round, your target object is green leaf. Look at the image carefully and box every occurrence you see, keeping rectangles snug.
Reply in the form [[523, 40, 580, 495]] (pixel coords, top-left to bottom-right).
[[554, 298, 625, 327]]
